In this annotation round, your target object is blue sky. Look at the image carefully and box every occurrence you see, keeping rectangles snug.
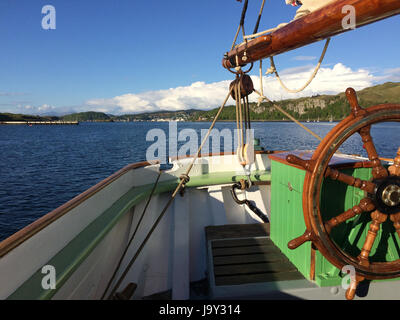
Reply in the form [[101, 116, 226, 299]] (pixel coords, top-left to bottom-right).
[[0, 0, 399, 115]]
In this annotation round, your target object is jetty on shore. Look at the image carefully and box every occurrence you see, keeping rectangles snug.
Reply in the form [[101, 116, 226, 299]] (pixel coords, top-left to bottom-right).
[[0, 121, 79, 125]]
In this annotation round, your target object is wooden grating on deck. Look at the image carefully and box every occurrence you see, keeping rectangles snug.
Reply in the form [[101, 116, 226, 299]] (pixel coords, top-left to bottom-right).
[[206, 224, 304, 286]]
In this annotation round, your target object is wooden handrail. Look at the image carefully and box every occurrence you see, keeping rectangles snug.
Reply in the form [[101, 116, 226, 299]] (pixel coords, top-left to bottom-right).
[[222, 0, 400, 69]]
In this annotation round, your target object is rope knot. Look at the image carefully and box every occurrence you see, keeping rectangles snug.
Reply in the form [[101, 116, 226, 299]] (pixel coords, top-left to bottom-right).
[[179, 174, 190, 184], [265, 66, 276, 75], [257, 95, 267, 107]]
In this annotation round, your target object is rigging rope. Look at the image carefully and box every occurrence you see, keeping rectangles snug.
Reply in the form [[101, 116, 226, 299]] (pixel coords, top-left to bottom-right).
[[253, 0, 266, 35], [243, 25, 285, 40], [236, 78, 246, 162], [101, 170, 162, 300], [231, 0, 249, 50], [231, 69, 254, 165], [106, 86, 235, 299], [268, 38, 331, 93], [231, 0, 330, 94], [228, 1, 330, 143], [253, 88, 323, 141]]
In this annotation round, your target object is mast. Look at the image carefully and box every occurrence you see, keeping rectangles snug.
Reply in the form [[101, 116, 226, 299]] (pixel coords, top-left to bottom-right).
[[223, 0, 400, 69]]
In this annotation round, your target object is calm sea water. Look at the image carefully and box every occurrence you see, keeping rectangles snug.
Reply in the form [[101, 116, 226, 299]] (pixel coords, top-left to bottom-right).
[[0, 121, 399, 241]]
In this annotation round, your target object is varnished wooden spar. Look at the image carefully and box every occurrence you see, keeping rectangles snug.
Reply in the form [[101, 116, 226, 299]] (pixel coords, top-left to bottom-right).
[[222, 0, 400, 69]]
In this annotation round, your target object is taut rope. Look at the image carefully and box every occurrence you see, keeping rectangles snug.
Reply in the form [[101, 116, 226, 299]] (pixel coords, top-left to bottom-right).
[[100, 170, 162, 300], [106, 86, 235, 299], [253, 88, 323, 141]]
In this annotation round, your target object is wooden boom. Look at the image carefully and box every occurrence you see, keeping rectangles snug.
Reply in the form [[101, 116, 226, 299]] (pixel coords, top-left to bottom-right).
[[222, 0, 400, 69]]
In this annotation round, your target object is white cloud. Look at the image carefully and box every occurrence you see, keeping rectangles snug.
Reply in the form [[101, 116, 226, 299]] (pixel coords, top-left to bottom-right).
[[254, 63, 375, 101], [4, 63, 398, 115], [82, 63, 379, 114], [84, 80, 232, 114], [0, 103, 59, 115], [379, 67, 400, 82], [384, 67, 400, 75], [37, 104, 55, 112]]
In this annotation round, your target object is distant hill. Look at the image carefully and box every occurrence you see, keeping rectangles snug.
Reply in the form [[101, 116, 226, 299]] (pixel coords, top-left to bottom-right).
[[337, 82, 400, 105], [186, 81, 400, 122], [0, 113, 57, 122], [112, 109, 199, 122], [61, 111, 112, 122]]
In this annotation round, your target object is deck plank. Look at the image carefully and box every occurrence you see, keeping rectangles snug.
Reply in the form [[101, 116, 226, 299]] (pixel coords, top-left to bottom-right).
[[205, 223, 269, 242], [215, 270, 304, 286], [213, 252, 286, 266], [214, 261, 297, 276], [211, 237, 271, 248], [206, 223, 305, 288], [212, 244, 281, 257]]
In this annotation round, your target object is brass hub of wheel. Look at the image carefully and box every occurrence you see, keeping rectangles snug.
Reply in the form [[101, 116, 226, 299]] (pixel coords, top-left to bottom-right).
[[382, 184, 400, 207], [372, 177, 400, 215]]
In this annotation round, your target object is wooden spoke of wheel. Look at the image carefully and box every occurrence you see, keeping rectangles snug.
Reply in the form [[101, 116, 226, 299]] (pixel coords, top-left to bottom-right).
[[325, 167, 376, 194], [387, 148, 400, 238], [390, 212, 400, 239], [389, 147, 400, 177], [358, 210, 387, 267], [358, 125, 388, 179], [288, 154, 378, 194], [345, 88, 388, 179], [324, 198, 375, 234], [346, 274, 365, 300]]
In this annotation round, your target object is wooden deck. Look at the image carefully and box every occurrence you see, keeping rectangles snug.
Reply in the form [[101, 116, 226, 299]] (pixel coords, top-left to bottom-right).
[[206, 224, 304, 287]]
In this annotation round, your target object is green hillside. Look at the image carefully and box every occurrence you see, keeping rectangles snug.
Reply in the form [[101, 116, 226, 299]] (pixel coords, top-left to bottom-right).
[[0, 113, 57, 121], [112, 109, 199, 122], [187, 82, 400, 122], [61, 111, 112, 122]]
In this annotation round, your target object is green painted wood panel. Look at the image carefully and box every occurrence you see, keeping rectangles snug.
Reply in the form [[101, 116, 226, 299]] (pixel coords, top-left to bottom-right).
[[270, 160, 311, 279], [271, 159, 400, 287]]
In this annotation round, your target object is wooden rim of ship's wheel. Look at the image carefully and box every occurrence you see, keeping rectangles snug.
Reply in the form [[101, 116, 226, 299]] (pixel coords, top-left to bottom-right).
[[286, 87, 400, 300]]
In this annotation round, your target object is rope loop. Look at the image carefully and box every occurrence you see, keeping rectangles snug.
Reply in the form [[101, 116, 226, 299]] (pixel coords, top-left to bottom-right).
[[226, 62, 254, 75], [179, 173, 190, 184], [268, 38, 331, 93]]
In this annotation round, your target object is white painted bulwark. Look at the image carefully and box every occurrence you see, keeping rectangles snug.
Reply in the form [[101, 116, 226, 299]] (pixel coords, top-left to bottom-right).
[[1, 153, 274, 300]]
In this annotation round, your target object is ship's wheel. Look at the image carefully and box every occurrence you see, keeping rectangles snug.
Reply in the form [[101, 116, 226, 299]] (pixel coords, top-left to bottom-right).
[[286, 88, 400, 300]]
